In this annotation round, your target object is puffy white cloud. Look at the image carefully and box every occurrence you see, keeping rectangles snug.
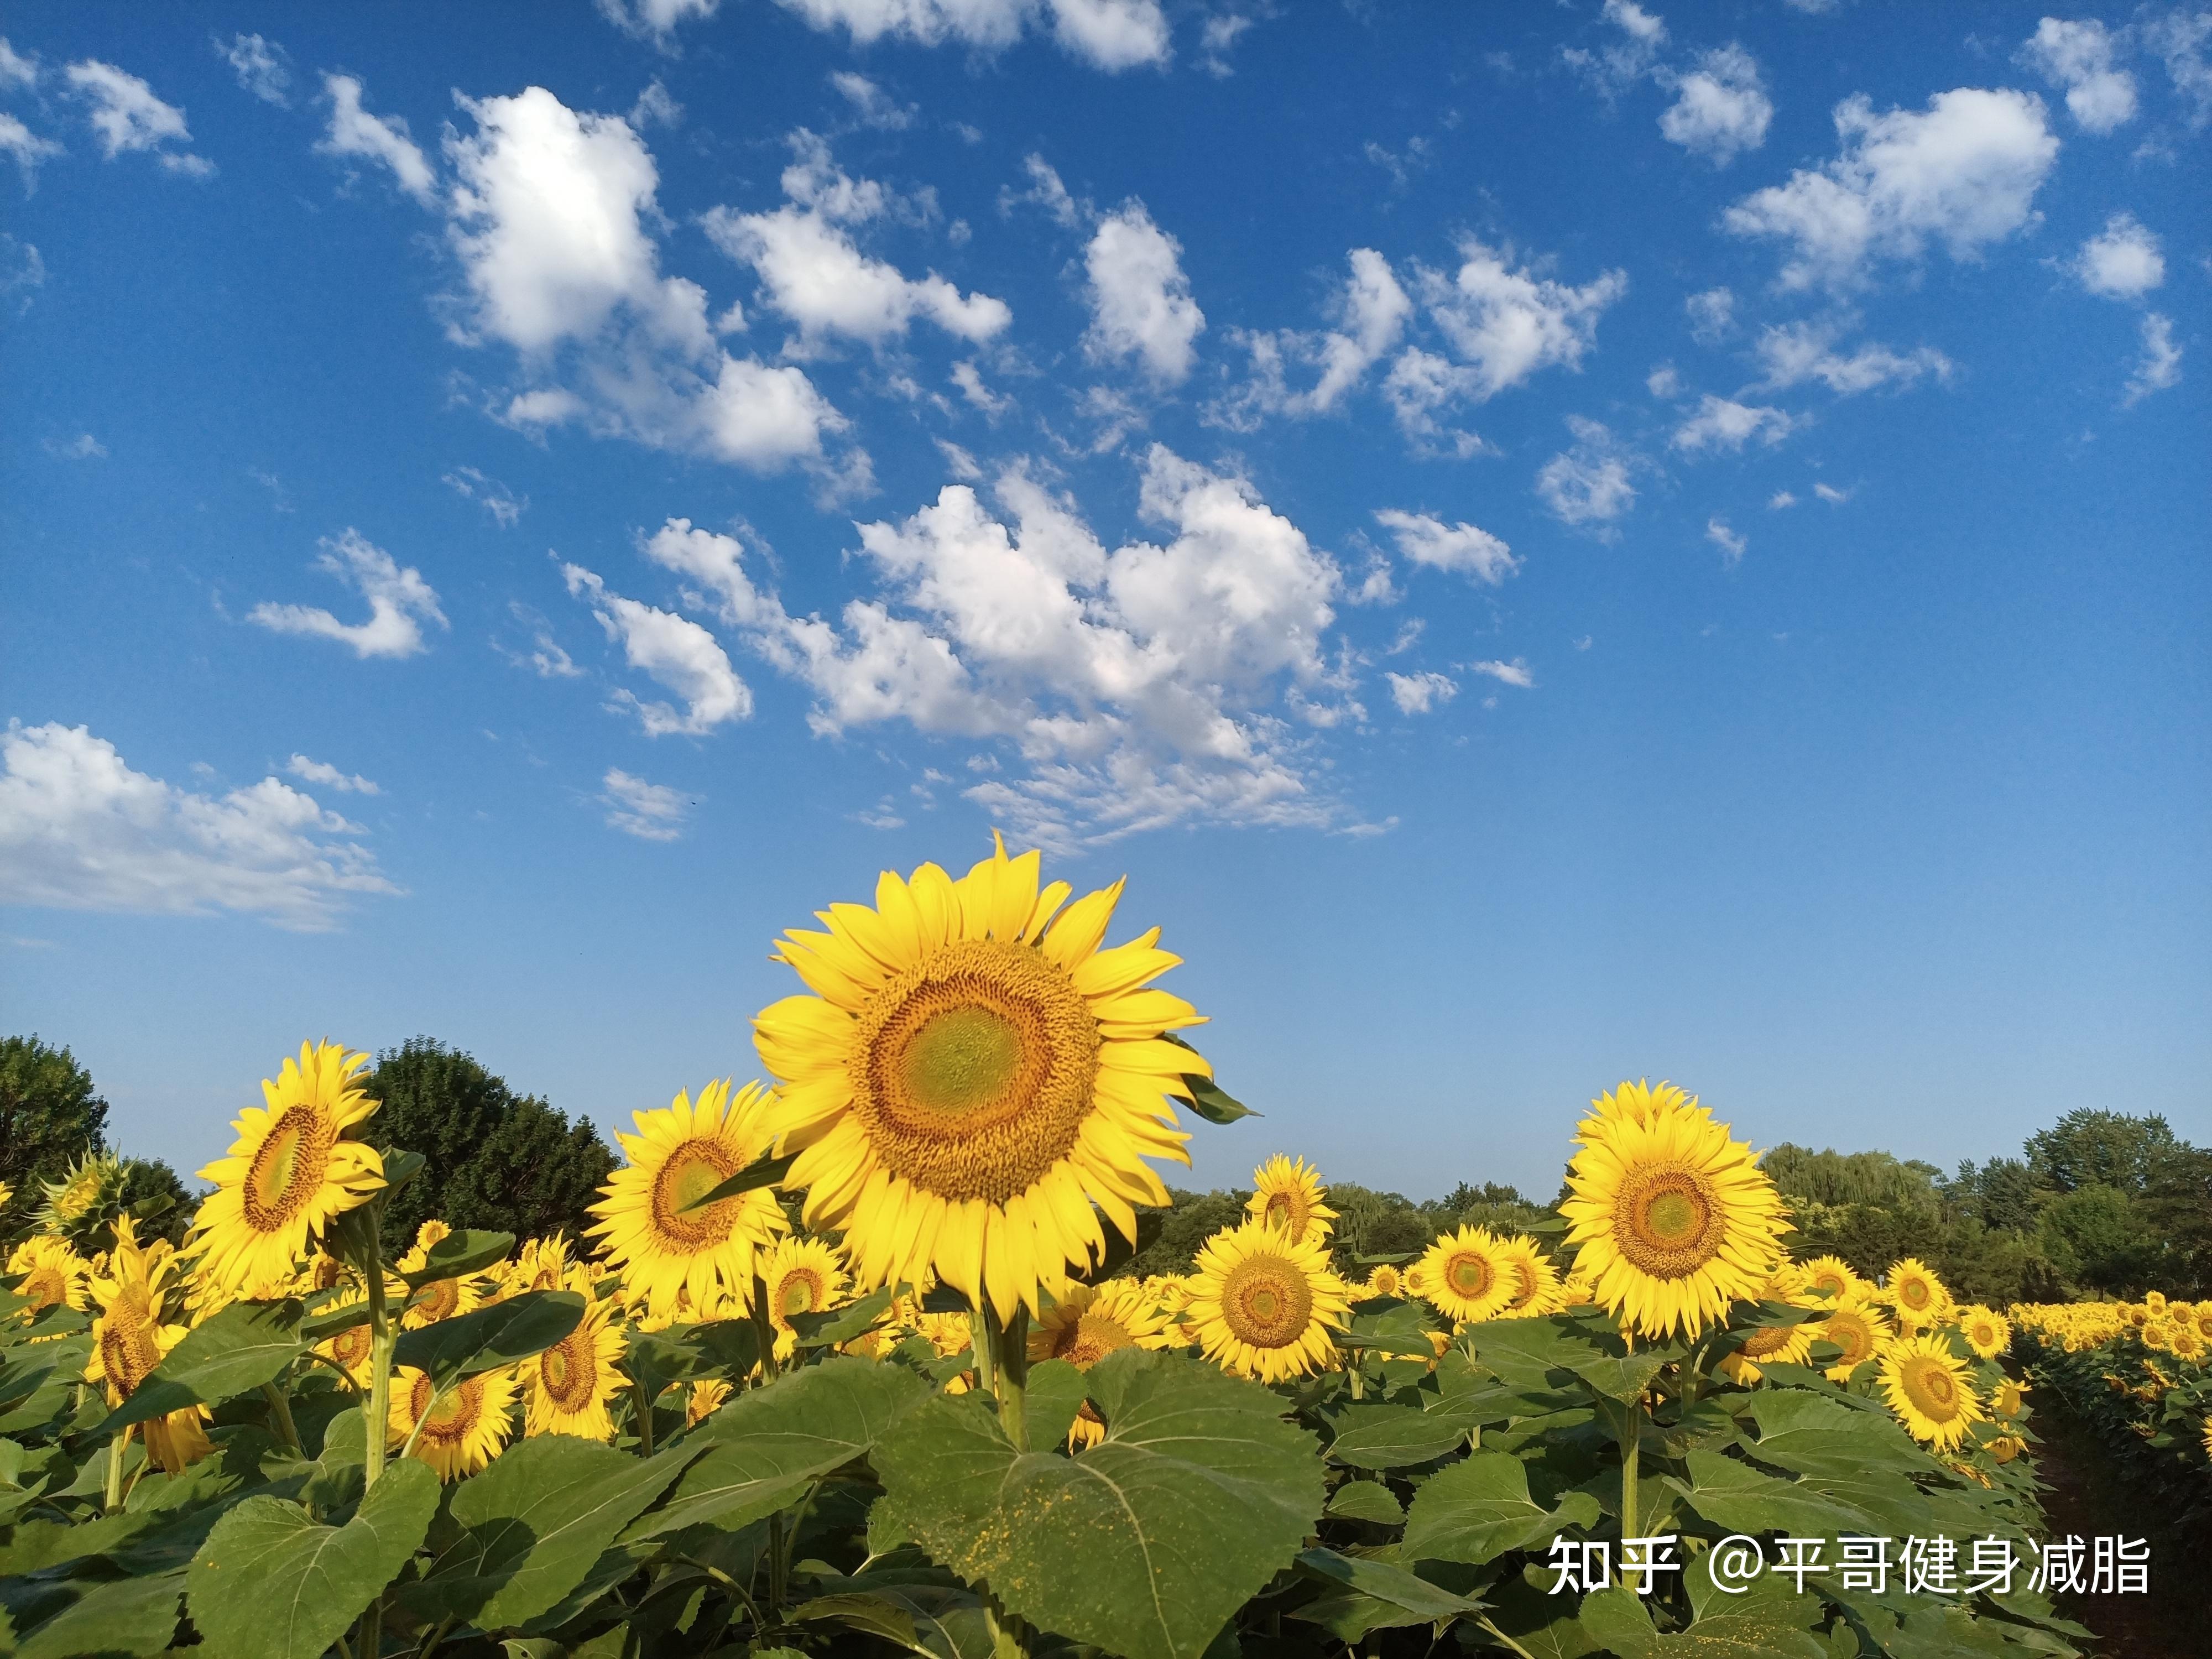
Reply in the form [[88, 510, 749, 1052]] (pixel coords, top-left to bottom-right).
[[441, 465, 527, 526], [1686, 285, 1736, 343], [1536, 416, 1637, 528], [1212, 248, 1412, 429], [830, 71, 913, 129], [1413, 239, 1628, 401], [773, 0, 1170, 71], [599, 768, 691, 839], [1386, 670, 1456, 714], [1380, 348, 1485, 458], [0, 721, 398, 931], [1083, 203, 1205, 384], [286, 755, 380, 794], [1371, 508, 1517, 585], [318, 74, 435, 206], [703, 132, 1010, 348], [217, 32, 290, 106], [630, 78, 682, 129], [1467, 658, 1534, 688], [561, 559, 752, 735], [64, 60, 213, 177], [1659, 44, 1773, 165], [1752, 317, 1953, 393], [2124, 312, 2182, 404], [2072, 211, 2164, 299], [1768, 489, 1798, 509], [1200, 13, 1254, 75], [1724, 87, 2058, 289], [248, 529, 448, 659], [1705, 518, 1747, 563], [502, 601, 583, 678], [2017, 17, 2137, 133], [0, 113, 59, 190], [1671, 393, 1797, 454], [1646, 364, 1682, 399], [1045, 0, 1172, 71], [596, 0, 719, 46]]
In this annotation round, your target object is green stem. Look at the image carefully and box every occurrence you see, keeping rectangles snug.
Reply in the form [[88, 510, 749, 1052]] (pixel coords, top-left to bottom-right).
[[988, 1304, 1030, 1451], [633, 1373, 658, 1458], [751, 1272, 779, 1387], [415, 1614, 455, 1659], [1474, 1616, 1541, 1659], [355, 1213, 393, 1659], [103, 1426, 131, 1515], [1619, 1411, 1641, 1542], [261, 1379, 305, 1457], [971, 1296, 997, 1399], [769, 1510, 790, 1620]]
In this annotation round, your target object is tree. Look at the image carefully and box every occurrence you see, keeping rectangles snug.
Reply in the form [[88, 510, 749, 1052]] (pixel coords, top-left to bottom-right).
[[1124, 1187, 1250, 1279], [363, 1038, 616, 1249], [2026, 1109, 2184, 1195], [2038, 1183, 2167, 1297], [0, 1036, 111, 1226]]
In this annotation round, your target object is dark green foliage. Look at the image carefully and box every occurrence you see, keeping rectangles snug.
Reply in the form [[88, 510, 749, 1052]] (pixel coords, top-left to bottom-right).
[[2028, 1108, 2187, 1194], [116, 1158, 194, 1246], [1121, 1178, 1552, 1280], [1123, 1187, 1249, 1277], [363, 1037, 615, 1249], [0, 1035, 109, 1222]]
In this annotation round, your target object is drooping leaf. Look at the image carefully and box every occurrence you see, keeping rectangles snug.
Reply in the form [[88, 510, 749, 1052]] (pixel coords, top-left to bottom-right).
[[1287, 1546, 1484, 1639], [1339, 1300, 1443, 1358], [1400, 1449, 1600, 1567], [676, 1150, 797, 1213], [1326, 1402, 1471, 1468], [872, 1348, 1326, 1659], [8, 1569, 185, 1659], [1742, 1389, 1935, 1480], [1569, 1349, 1669, 1404], [1161, 1034, 1255, 1123], [1325, 1478, 1407, 1525], [96, 1300, 306, 1433], [789, 1285, 898, 1348], [796, 1584, 1004, 1659], [185, 1459, 441, 1659], [1460, 1318, 1600, 1389], [399, 1229, 517, 1290], [392, 1290, 583, 1389]]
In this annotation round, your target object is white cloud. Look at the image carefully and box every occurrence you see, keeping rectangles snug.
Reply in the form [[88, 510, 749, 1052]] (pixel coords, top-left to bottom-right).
[[830, 70, 914, 129], [64, 60, 212, 177], [1212, 248, 1412, 428], [2017, 18, 2137, 134], [286, 754, 380, 795], [217, 32, 290, 106], [773, 0, 1171, 71], [442, 465, 527, 526], [318, 74, 435, 206], [247, 528, 448, 659], [596, 0, 719, 47], [951, 358, 1012, 416], [1380, 348, 1485, 458], [630, 78, 682, 129], [1686, 285, 1736, 343], [1646, 363, 1682, 398], [2071, 211, 2164, 299], [1813, 482, 1851, 504], [0, 721, 398, 931], [2147, 12, 2212, 128], [1671, 393, 1797, 454], [1705, 517, 1747, 564], [503, 601, 583, 678], [1413, 239, 1628, 400], [1000, 152, 1082, 226], [1659, 44, 1773, 165], [1, 112, 62, 190], [1045, 0, 1172, 71], [43, 432, 106, 460], [1371, 508, 1518, 585], [1083, 202, 1205, 383], [2, 233, 44, 314], [2124, 312, 2182, 404], [1563, 0, 1669, 96], [1536, 416, 1637, 527], [1723, 87, 2058, 289], [561, 559, 752, 735], [1768, 489, 1798, 509], [1201, 14, 1254, 75], [1467, 658, 1535, 688], [599, 768, 691, 839], [1752, 317, 1953, 393], [703, 132, 1011, 348], [0, 38, 38, 92], [1386, 670, 1456, 714]]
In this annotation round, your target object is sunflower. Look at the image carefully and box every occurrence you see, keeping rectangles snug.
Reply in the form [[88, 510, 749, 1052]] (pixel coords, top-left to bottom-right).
[[521, 1268, 625, 1441], [1246, 1156, 1336, 1245], [186, 1041, 384, 1295], [688, 1379, 732, 1426], [1497, 1237, 1563, 1318], [1884, 1259, 1950, 1332], [501, 1233, 576, 1298], [1957, 1305, 2010, 1361], [2201, 1415, 2212, 1463], [397, 1220, 487, 1329], [1559, 1082, 1788, 1342], [2171, 1323, 2206, 1362], [586, 1079, 787, 1324], [1361, 1263, 1405, 1300], [1815, 1293, 1891, 1383], [1994, 1376, 2030, 1418], [390, 1364, 519, 1481], [1717, 1264, 1818, 1384], [2146, 1290, 2168, 1315], [1577, 1078, 1713, 1135], [1989, 1433, 2026, 1464], [85, 1218, 211, 1475], [1184, 1219, 1350, 1384], [755, 836, 1212, 1323], [1800, 1255, 1864, 1304], [1411, 1226, 1518, 1326], [1878, 1332, 1985, 1451], [315, 1288, 378, 1386], [8, 1234, 88, 1318], [1031, 1279, 1176, 1447], [761, 1236, 852, 1361]]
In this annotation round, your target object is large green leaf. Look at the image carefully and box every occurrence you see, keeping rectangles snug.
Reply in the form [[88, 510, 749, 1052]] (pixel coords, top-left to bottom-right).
[[96, 1300, 306, 1433], [8, 1569, 184, 1659], [872, 1348, 1326, 1659], [1400, 1449, 1600, 1566], [1667, 1450, 1875, 1538], [399, 1229, 517, 1290], [1021, 1357, 1089, 1453], [790, 1585, 1004, 1659], [1742, 1390, 1933, 1480], [392, 1290, 583, 1389], [1482, 1577, 1601, 1659], [677, 1150, 797, 1213], [1326, 1402, 1473, 1468], [185, 1459, 441, 1659], [633, 1355, 932, 1539], [1288, 1546, 1484, 1638], [1326, 1478, 1407, 1525], [1579, 1583, 1827, 1659], [1461, 1318, 1599, 1390], [404, 1438, 697, 1630], [789, 1285, 898, 1348]]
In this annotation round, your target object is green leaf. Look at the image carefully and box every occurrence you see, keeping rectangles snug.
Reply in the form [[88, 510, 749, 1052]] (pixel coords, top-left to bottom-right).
[[1326, 1403, 1470, 1468], [1569, 1349, 1669, 1404], [381, 1148, 428, 1193], [404, 1438, 697, 1631], [96, 1299, 307, 1434], [1339, 1300, 1443, 1358], [299, 1300, 371, 1344], [8, 1569, 185, 1659], [1021, 1357, 1089, 1453], [1160, 1032, 1255, 1124], [633, 1355, 932, 1539], [788, 1284, 898, 1348], [1401, 1449, 1600, 1566], [676, 1150, 796, 1213], [392, 1290, 583, 1389], [871, 1347, 1325, 1659], [1071, 1207, 1165, 1286], [1669, 1449, 1875, 1537], [1482, 1577, 1601, 1659], [1742, 1389, 1934, 1480], [185, 1459, 441, 1659], [1462, 1317, 1599, 1389], [791, 1584, 1003, 1659], [399, 1229, 516, 1290], [1289, 1546, 1483, 1637], [1326, 1478, 1406, 1525]]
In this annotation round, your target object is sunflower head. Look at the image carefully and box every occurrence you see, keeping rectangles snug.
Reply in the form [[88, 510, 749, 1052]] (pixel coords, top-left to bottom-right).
[[1184, 1219, 1352, 1383], [186, 1041, 384, 1296], [1029, 1278, 1172, 1370], [1411, 1225, 1517, 1326], [1717, 1264, 1815, 1384], [1800, 1255, 1864, 1304], [1559, 1082, 1788, 1342], [1814, 1292, 1891, 1382], [1994, 1376, 2030, 1417], [1246, 1155, 1337, 1246], [762, 1236, 853, 1361], [522, 1267, 625, 1442], [36, 1147, 135, 1254], [688, 1379, 732, 1426], [7, 1234, 89, 1319], [390, 1364, 519, 1481], [1496, 1237, 1563, 1318], [1884, 1259, 1950, 1331], [1957, 1305, 2010, 1361], [500, 1233, 575, 1300], [1878, 1332, 1985, 1451], [1361, 1263, 1405, 1300], [756, 834, 1211, 1323], [397, 1219, 486, 1329], [316, 1289, 378, 1385]]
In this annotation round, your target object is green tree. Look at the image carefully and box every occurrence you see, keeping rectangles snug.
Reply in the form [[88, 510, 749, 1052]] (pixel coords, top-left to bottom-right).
[[2038, 1183, 2166, 1296], [364, 1038, 616, 1248], [0, 1036, 111, 1227], [2026, 1109, 2184, 1194]]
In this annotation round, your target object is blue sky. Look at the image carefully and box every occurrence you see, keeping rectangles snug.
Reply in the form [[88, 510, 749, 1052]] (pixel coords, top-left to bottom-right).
[[3, 0, 2206, 1201]]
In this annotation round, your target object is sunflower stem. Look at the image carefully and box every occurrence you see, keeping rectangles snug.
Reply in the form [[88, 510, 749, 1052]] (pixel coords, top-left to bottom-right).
[[261, 1379, 305, 1457], [970, 1297, 997, 1399], [362, 1253, 394, 1489], [103, 1425, 130, 1515], [633, 1373, 657, 1458], [987, 1305, 1030, 1449], [1618, 1410, 1641, 1543], [752, 1272, 780, 1387]]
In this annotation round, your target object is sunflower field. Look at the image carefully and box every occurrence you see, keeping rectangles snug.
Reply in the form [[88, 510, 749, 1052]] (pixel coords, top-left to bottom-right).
[[1, 839, 2098, 1659]]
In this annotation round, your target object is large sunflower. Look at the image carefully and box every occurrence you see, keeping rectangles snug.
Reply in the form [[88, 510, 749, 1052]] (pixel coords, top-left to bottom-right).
[[1957, 1305, 2010, 1361], [1878, 1332, 1985, 1451], [397, 1219, 486, 1329], [1030, 1279, 1176, 1447], [755, 836, 1212, 1323], [1411, 1226, 1518, 1326], [761, 1236, 852, 1361], [1717, 1263, 1816, 1384], [586, 1079, 787, 1324], [521, 1267, 625, 1441], [1578, 1078, 1713, 1136], [86, 1219, 211, 1475], [1815, 1292, 1891, 1382], [390, 1364, 519, 1481], [8, 1234, 88, 1319], [1559, 1082, 1787, 1342], [186, 1041, 384, 1295], [1183, 1219, 1350, 1383], [1800, 1255, 1864, 1304], [1246, 1156, 1336, 1245], [1498, 1237, 1563, 1318], [1884, 1258, 1949, 1332]]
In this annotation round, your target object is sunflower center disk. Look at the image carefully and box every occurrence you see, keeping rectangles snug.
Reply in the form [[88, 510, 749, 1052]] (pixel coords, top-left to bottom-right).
[[419, 1377, 477, 1437], [23, 1268, 62, 1308], [648, 1140, 742, 1248], [853, 940, 1101, 1205], [1447, 1253, 1493, 1298], [1741, 1322, 1794, 1358], [1058, 1312, 1137, 1368], [1221, 1256, 1312, 1350], [1905, 1361, 1958, 1418], [1264, 1193, 1303, 1235], [417, 1280, 458, 1321], [242, 1105, 333, 1231], [1614, 1165, 1726, 1279], [779, 1271, 822, 1320], [541, 1334, 593, 1411]]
